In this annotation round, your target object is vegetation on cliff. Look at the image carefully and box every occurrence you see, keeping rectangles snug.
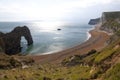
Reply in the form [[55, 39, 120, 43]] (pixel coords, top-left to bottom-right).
[[102, 11, 120, 21], [100, 11, 120, 33]]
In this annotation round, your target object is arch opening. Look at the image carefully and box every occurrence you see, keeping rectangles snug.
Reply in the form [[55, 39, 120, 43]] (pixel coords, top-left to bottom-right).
[[21, 36, 28, 53]]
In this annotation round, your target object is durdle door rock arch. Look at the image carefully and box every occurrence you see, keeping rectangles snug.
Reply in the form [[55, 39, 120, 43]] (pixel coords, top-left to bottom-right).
[[0, 26, 33, 55]]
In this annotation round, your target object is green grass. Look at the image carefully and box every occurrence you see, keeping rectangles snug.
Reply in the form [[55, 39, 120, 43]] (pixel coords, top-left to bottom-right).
[[0, 63, 101, 80], [94, 38, 120, 63], [94, 49, 116, 63], [82, 52, 98, 64], [103, 63, 120, 80]]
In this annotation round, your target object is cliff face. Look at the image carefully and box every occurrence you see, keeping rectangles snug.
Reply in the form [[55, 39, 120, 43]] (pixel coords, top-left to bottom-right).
[[100, 11, 120, 33], [101, 11, 120, 22], [0, 26, 33, 55], [89, 11, 120, 33], [88, 18, 100, 25]]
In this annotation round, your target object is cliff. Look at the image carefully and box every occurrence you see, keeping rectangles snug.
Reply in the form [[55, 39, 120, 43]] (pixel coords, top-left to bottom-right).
[[101, 11, 120, 22], [100, 11, 120, 33], [88, 18, 100, 25]]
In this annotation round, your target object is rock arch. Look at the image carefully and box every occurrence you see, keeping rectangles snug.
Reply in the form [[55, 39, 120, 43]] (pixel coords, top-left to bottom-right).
[[0, 26, 33, 55]]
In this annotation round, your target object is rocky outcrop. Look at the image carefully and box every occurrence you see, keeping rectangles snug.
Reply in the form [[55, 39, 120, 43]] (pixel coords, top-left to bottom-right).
[[100, 11, 120, 33], [0, 26, 33, 55], [88, 18, 100, 25]]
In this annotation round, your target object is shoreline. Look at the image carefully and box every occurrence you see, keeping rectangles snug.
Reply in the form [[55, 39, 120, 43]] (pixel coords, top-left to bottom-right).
[[32, 29, 92, 56], [30, 26, 94, 55], [31, 25, 110, 64]]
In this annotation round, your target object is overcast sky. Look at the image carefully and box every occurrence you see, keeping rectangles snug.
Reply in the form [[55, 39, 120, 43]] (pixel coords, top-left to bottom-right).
[[0, 0, 120, 22]]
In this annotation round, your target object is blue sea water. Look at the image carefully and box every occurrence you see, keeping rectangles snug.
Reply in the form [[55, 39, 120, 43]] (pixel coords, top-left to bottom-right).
[[0, 21, 93, 55]]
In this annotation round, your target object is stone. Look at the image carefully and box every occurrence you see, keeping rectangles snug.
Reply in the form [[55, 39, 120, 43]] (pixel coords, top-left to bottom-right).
[[0, 26, 33, 55], [57, 28, 61, 31]]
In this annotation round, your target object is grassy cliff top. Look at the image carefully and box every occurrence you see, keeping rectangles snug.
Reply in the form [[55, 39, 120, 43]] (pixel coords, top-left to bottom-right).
[[103, 11, 120, 20]]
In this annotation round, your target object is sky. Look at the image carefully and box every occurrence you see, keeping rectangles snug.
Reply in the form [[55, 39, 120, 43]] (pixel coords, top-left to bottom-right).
[[0, 0, 120, 22]]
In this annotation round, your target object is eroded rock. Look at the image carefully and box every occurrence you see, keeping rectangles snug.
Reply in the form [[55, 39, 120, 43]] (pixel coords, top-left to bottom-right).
[[0, 26, 33, 55]]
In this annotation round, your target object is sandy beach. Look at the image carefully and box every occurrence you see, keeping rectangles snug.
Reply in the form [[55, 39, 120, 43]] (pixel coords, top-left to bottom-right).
[[32, 25, 110, 64]]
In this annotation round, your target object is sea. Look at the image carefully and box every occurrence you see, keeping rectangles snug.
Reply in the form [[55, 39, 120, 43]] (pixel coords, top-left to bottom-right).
[[0, 21, 93, 55]]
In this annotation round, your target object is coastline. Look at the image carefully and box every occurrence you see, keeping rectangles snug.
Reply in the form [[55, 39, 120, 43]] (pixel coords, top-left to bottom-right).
[[31, 25, 110, 64], [32, 26, 93, 55]]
